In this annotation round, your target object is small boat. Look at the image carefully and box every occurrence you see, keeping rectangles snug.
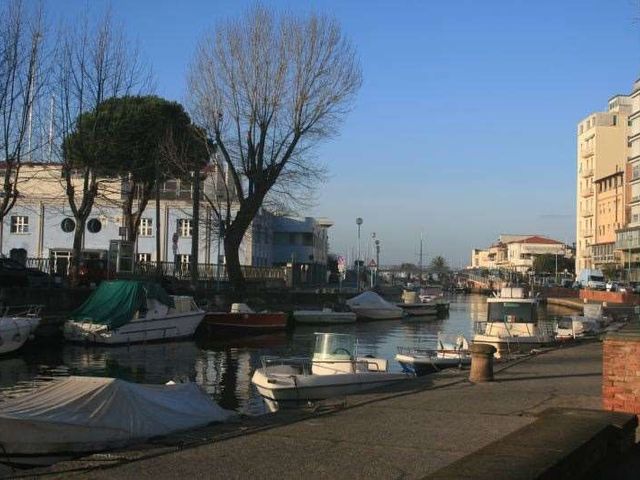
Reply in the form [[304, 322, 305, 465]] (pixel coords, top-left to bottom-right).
[[293, 308, 356, 325], [418, 285, 450, 314], [396, 334, 470, 376], [473, 286, 554, 358], [0, 376, 234, 467], [397, 290, 438, 316], [64, 280, 204, 345], [555, 315, 603, 340], [203, 303, 287, 334], [346, 291, 404, 320], [251, 332, 411, 410], [0, 306, 42, 355]]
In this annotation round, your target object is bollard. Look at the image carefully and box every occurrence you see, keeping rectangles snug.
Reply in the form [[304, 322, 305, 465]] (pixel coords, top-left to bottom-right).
[[469, 343, 497, 383]]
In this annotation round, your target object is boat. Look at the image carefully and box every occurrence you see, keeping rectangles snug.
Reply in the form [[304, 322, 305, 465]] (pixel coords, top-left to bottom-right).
[[418, 285, 450, 314], [397, 290, 438, 316], [63, 280, 205, 345], [251, 332, 411, 410], [555, 315, 604, 340], [0, 376, 234, 467], [395, 333, 470, 376], [203, 303, 287, 333], [293, 308, 357, 325], [346, 291, 404, 320], [0, 306, 42, 355], [472, 286, 555, 358]]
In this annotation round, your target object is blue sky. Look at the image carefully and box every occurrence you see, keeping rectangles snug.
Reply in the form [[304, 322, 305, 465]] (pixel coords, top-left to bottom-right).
[[49, 0, 640, 267]]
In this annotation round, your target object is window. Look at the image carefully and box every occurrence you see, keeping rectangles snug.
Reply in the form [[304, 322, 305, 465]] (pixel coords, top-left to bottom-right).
[[10, 216, 28, 234], [162, 179, 177, 193], [139, 218, 153, 237], [87, 218, 102, 233], [303, 233, 314, 246], [61, 218, 75, 233], [178, 219, 192, 237], [274, 232, 288, 245], [138, 253, 151, 263], [613, 115, 617, 126]]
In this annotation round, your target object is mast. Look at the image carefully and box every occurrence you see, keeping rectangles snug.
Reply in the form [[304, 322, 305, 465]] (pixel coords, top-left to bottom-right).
[[419, 234, 423, 284]]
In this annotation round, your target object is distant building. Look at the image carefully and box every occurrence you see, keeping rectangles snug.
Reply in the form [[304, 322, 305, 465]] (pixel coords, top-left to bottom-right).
[[0, 164, 332, 281], [470, 234, 572, 273]]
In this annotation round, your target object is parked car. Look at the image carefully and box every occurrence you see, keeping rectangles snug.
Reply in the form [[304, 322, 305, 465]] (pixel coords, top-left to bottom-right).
[[606, 281, 619, 292], [577, 269, 606, 290]]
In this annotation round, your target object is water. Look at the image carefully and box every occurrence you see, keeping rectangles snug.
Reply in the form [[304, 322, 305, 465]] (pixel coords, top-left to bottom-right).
[[0, 294, 566, 415]]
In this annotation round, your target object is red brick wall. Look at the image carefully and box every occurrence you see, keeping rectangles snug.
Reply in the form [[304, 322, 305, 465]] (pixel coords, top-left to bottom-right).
[[603, 339, 640, 414], [580, 290, 640, 305]]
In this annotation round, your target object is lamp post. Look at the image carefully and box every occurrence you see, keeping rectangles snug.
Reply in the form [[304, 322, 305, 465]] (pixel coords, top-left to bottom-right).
[[356, 217, 363, 291], [375, 239, 380, 287]]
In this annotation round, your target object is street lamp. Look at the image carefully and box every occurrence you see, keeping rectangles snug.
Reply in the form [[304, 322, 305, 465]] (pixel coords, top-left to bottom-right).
[[375, 239, 380, 287], [356, 217, 363, 291]]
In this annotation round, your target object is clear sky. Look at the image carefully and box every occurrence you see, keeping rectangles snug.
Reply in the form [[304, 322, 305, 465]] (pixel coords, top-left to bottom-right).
[[47, 0, 640, 267]]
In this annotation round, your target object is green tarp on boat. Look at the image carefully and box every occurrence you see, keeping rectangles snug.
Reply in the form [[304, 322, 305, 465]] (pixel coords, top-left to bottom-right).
[[70, 280, 174, 329]]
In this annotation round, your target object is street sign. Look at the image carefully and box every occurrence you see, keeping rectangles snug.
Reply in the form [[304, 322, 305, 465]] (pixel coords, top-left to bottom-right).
[[337, 255, 346, 273], [368, 259, 377, 268]]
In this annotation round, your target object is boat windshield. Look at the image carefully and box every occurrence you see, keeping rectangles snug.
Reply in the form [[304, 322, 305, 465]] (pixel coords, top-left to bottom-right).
[[313, 333, 356, 361], [488, 302, 535, 323]]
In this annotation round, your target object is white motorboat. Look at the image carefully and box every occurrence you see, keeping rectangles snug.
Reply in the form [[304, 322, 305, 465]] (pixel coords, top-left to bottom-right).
[[251, 332, 411, 410], [346, 291, 404, 320], [293, 308, 357, 325], [0, 376, 234, 467], [397, 290, 438, 316], [473, 286, 555, 358], [396, 333, 470, 376], [0, 306, 42, 355], [64, 280, 204, 345], [555, 315, 603, 340], [418, 286, 450, 314]]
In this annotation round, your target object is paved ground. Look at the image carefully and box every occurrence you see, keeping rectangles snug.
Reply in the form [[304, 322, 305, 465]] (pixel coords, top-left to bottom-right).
[[16, 341, 605, 480]]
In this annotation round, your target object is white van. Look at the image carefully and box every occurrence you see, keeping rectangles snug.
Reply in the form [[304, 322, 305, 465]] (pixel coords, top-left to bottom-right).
[[577, 269, 606, 290]]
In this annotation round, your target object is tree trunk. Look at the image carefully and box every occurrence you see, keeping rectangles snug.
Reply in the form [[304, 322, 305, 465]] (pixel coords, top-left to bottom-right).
[[223, 200, 261, 299], [70, 219, 86, 286]]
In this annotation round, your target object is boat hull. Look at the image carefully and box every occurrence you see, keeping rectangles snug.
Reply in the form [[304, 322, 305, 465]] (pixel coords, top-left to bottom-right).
[[252, 368, 410, 404], [0, 319, 33, 355], [397, 303, 438, 316], [203, 312, 287, 333], [395, 353, 470, 376], [64, 312, 205, 345], [472, 335, 554, 358], [349, 307, 404, 321], [293, 311, 357, 325]]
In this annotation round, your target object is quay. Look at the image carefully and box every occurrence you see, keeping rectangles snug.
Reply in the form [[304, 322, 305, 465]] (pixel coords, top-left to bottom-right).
[[25, 341, 637, 480]]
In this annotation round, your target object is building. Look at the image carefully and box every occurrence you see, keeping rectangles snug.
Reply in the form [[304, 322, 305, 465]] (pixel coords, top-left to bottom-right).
[[616, 78, 640, 278], [576, 95, 632, 273], [0, 163, 333, 281], [471, 234, 571, 273]]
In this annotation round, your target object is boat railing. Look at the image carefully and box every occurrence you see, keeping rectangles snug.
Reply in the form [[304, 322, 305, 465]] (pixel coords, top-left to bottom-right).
[[261, 355, 388, 374], [2, 304, 43, 318]]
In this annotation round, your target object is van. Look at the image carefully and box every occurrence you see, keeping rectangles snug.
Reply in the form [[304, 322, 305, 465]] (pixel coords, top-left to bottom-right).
[[577, 269, 606, 290]]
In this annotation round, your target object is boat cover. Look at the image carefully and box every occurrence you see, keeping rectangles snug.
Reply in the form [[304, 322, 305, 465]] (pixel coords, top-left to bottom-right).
[[70, 280, 174, 329], [346, 291, 398, 309], [0, 376, 234, 454]]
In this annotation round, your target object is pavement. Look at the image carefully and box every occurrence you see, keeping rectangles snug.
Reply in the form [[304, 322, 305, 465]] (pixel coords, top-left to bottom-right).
[[10, 340, 612, 480]]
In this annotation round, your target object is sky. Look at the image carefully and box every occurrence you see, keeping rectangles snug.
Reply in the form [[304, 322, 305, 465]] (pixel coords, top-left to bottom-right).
[[46, 0, 640, 267]]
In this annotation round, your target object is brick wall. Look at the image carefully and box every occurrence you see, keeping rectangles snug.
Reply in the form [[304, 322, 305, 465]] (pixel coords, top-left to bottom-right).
[[603, 329, 640, 414], [581, 289, 640, 305]]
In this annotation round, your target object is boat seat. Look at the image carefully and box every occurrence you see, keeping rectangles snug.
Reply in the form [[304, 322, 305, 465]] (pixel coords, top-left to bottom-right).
[[356, 357, 387, 372]]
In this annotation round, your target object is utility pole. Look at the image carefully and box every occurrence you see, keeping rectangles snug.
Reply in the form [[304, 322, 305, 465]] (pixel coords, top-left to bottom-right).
[[356, 218, 363, 291], [190, 168, 200, 288]]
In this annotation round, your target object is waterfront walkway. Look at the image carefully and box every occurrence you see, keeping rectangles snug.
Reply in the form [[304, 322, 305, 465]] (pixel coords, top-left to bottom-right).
[[27, 341, 614, 480]]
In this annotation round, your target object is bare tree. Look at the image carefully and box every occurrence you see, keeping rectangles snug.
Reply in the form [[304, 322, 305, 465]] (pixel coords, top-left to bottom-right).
[[53, 9, 151, 281], [188, 6, 361, 294], [0, 0, 47, 253]]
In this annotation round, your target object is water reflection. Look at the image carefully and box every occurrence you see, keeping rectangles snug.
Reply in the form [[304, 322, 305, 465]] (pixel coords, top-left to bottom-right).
[[0, 294, 543, 415]]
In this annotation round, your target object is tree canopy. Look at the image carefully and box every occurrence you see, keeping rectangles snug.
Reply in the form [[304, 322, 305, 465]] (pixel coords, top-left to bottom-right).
[[531, 254, 574, 275]]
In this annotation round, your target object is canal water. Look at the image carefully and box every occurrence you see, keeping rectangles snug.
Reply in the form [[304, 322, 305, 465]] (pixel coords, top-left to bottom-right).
[[0, 294, 569, 415]]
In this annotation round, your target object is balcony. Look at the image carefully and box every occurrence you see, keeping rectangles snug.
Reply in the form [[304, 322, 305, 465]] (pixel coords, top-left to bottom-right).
[[630, 195, 640, 205], [581, 145, 595, 157], [581, 230, 594, 238], [581, 208, 593, 217], [581, 168, 594, 178], [581, 186, 594, 197]]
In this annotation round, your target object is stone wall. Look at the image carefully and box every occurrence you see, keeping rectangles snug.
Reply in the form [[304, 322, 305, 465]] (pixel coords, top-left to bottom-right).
[[603, 323, 640, 414]]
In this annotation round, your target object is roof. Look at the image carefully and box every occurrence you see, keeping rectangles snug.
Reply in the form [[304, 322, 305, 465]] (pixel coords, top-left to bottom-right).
[[508, 236, 563, 245]]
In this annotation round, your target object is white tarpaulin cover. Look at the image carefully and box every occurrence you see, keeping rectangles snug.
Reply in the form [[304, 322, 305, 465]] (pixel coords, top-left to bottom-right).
[[346, 291, 399, 310], [0, 376, 234, 456]]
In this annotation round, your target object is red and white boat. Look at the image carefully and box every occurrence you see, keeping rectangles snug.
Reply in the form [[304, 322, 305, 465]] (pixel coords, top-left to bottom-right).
[[203, 303, 287, 334]]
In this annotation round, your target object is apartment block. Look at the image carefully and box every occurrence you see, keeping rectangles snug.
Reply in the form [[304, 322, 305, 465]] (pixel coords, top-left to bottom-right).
[[575, 95, 631, 274]]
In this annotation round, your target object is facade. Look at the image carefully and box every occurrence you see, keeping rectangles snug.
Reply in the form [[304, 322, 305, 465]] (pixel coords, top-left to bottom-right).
[[616, 79, 640, 277], [576, 95, 632, 273], [0, 164, 332, 280], [471, 234, 571, 273]]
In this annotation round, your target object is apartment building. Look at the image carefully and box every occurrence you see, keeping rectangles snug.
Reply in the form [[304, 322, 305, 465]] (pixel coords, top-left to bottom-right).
[[575, 95, 631, 273]]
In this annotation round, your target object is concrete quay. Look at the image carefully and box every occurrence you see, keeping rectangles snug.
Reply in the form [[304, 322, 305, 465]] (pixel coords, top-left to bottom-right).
[[15, 341, 635, 480]]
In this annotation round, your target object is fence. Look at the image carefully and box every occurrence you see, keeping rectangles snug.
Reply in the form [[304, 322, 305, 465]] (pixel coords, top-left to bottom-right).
[[24, 257, 286, 282]]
